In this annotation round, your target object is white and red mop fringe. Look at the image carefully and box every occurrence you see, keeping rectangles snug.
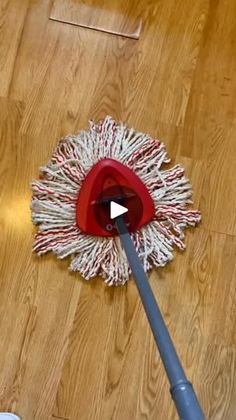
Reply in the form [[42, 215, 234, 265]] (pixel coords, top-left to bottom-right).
[[31, 116, 201, 285]]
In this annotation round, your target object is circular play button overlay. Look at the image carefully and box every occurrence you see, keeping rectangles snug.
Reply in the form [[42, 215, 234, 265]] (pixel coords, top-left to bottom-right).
[[94, 185, 143, 235]]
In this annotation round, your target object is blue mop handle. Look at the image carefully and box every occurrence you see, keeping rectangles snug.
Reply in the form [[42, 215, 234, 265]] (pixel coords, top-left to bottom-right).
[[116, 216, 205, 420]]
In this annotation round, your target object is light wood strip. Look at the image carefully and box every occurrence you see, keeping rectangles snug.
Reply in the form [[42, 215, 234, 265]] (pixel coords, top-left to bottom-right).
[[0, 97, 82, 419], [0, 0, 29, 96], [50, 0, 142, 39], [180, 0, 236, 235]]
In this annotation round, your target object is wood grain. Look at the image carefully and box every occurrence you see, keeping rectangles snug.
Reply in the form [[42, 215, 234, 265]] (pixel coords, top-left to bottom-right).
[[50, 0, 142, 39], [10, 0, 209, 138], [180, 0, 236, 235], [9, 0, 53, 103], [1, 0, 236, 419], [0, 97, 82, 419], [0, 0, 29, 96]]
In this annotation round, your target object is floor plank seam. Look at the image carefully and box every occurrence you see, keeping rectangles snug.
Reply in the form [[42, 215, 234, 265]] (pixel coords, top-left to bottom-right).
[[182, 2, 212, 123], [201, 226, 236, 238], [8, 2, 30, 98]]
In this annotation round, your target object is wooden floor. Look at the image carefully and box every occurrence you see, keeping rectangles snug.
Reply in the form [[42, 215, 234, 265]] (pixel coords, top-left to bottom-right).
[[1, 1, 236, 419]]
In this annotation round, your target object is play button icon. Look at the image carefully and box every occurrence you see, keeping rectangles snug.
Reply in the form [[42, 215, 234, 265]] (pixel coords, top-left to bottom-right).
[[110, 201, 128, 219]]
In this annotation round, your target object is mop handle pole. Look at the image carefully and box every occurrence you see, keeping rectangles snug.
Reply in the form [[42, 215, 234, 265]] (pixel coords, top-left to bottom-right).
[[116, 216, 205, 420]]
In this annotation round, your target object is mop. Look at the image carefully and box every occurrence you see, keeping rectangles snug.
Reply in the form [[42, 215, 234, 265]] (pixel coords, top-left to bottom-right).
[[31, 116, 204, 419]]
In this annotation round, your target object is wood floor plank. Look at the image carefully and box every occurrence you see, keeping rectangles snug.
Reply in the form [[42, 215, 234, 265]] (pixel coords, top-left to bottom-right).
[[60, 0, 209, 129], [0, 301, 36, 416], [181, 0, 236, 234], [13, 260, 81, 420], [50, 0, 142, 39], [9, 0, 208, 140], [0, 0, 29, 97], [181, 0, 236, 159], [0, 98, 82, 419], [13, 21, 86, 140], [0, 272, 81, 419], [183, 230, 236, 420], [0, 98, 26, 292], [9, 0, 53, 103], [180, 0, 236, 235], [1, 0, 236, 419], [200, 122, 236, 235], [53, 280, 175, 420]]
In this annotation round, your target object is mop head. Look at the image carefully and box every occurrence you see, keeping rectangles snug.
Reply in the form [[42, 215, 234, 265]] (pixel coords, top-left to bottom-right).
[[31, 116, 201, 285]]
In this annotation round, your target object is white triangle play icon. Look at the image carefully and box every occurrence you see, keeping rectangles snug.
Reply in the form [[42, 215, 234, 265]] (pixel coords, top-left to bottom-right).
[[110, 201, 128, 220]]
